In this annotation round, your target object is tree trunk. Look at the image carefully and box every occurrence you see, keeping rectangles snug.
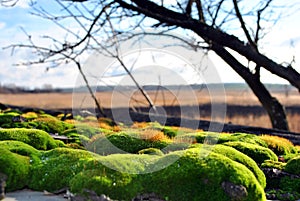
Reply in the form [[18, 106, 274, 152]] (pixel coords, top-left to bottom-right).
[[211, 44, 289, 130]]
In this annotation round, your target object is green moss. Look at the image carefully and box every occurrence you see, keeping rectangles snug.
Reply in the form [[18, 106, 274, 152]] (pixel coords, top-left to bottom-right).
[[33, 114, 74, 134], [278, 177, 300, 194], [138, 148, 164, 156], [66, 143, 85, 149], [218, 133, 267, 147], [141, 149, 266, 201], [87, 132, 170, 155], [284, 156, 300, 175], [18, 144, 266, 201], [212, 144, 266, 188], [0, 148, 30, 191], [179, 132, 267, 147], [179, 132, 217, 144], [284, 153, 300, 162], [29, 148, 95, 191], [62, 124, 106, 138], [70, 149, 265, 201], [0, 128, 58, 150], [0, 140, 39, 157], [223, 141, 277, 164], [0, 113, 20, 125], [70, 162, 142, 200], [54, 139, 66, 147], [3, 109, 22, 114], [259, 135, 298, 156], [0, 121, 39, 129], [60, 132, 90, 146], [261, 160, 286, 170]]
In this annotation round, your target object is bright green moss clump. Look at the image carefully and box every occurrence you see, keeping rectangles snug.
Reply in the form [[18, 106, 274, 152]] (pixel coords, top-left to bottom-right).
[[70, 148, 266, 201], [33, 114, 74, 134], [0, 144, 266, 201], [0, 128, 60, 150], [212, 144, 266, 188], [223, 141, 278, 164], [218, 133, 268, 147], [0, 148, 30, 191], [0, 140, 40, 157], [29, 148, 95, 191], [87, 132, 170, 155]]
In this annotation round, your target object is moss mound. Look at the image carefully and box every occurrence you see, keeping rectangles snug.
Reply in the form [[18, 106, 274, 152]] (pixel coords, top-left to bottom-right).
[[212, 144, 266, 188], [178, 132, 267, 147], [87, 132, 170, 155], [29, 148, 95, 191], [0, 113, 21, 125], [0, 148, 30, 191], [17, 145, 266, 201], [33, 114, 74, 134], [260, 135, 298, 156], [223, 141, 277, 164], [284, 156, 300, 175], [0, 128, 59, 150], [70, 149, 266, 201], [0, 140, 40, 159], [138, 148, 164, 156], [261, 160, 286, 170], [140, 149, 265, 201], [62, 124, 106, 138], [218, 133, 267, 147]]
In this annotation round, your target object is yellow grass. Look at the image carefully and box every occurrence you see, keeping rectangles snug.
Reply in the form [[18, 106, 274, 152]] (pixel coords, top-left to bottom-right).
[[140, 129, 170, 142], [1, 88, 300, 132], [260, 135, 295, 155]]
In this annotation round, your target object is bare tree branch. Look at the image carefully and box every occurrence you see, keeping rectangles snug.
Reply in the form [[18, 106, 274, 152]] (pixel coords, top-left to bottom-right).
[[232, 0, 257, 49]]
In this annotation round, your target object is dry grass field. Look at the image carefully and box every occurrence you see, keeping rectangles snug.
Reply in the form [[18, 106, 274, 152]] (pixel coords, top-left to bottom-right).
[[1, 86, 300, 132]]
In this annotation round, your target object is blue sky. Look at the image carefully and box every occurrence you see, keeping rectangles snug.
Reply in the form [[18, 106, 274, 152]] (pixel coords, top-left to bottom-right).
[[0, 0, 300, 88]]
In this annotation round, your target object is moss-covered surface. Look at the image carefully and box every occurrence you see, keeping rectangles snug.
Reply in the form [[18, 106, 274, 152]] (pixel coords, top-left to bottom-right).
[[86, 131, 170, 155], [284, 156, 300, 175], [222, 141, 278, 164], [0, 147, 30, 191], [70, 148, 266, 201], [2, 108, 300, 200], [140, 149, 265, 201], [0, 128, 60, 150], [260, 135, 298, 156], [32, 114, 74, 134], [29, 148, 95, 191], [0, 143, 267, 200], [212, 144, 266, 188], [261, 160, 286, 170], [138, 148, 164, 156]]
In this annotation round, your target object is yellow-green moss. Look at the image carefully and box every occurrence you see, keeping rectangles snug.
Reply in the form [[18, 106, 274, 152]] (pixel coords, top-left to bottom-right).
[[0, 128, 59, 150], [33, 114, 74, 134], [212, 144, 266, 188], [260, 135, 298, 156], [29, 148, 95, 191], [87, 132, 170, 155], [70, 149, 266, 201], [223, 141, 277, 164]]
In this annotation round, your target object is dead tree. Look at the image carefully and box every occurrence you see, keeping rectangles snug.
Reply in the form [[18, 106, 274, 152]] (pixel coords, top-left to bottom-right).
[[2, 0, 300, 130]]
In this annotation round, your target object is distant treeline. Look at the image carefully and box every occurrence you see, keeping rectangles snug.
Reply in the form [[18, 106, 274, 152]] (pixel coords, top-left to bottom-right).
[[0, 86, 62, 94], [0, 83, 294, 94]]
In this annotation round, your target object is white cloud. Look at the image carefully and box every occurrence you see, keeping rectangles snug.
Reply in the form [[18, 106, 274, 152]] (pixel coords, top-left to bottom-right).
[[0, 22, 5, 29]]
